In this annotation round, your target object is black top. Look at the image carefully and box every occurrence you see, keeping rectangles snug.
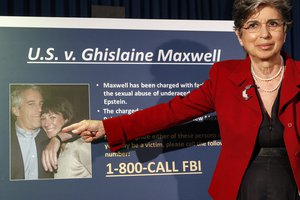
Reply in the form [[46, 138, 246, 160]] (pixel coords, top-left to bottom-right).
[[237, 89, 299, 200], [257, 88, 284, 147]]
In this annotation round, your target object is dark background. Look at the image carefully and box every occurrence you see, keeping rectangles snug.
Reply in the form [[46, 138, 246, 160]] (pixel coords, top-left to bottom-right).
[[0, 0, 299, 60]]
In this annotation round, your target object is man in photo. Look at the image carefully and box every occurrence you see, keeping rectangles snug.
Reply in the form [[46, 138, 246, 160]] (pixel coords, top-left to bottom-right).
[[10, 85, 54, 180]]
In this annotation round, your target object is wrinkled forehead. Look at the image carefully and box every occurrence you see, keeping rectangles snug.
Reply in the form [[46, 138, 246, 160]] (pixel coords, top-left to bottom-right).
[[20, 89, 43, 102], [246, 5, 282, 22]]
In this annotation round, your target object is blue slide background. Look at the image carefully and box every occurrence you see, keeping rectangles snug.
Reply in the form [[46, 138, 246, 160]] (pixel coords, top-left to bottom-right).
[[0, 19, 244, 200]]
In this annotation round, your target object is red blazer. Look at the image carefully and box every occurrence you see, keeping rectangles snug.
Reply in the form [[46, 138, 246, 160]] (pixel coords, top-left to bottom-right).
[[103, 53, 300, 200]]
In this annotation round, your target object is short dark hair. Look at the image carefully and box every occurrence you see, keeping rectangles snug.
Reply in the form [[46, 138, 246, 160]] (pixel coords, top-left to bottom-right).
[[41, 97, 73, 122], [232, 0, 292, 31]]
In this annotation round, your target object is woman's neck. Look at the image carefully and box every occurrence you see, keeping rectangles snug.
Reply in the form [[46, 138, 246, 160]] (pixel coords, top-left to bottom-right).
[[250, 55, 283, 77]]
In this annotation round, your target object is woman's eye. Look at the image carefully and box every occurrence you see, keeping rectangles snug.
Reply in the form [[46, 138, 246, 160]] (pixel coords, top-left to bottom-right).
[[268, 21, 279, 27], [248, 23, 258, 29]]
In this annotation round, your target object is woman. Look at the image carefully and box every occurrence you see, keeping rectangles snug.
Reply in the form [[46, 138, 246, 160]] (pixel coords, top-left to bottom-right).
[[40, 97, 92, 179], [45, 0, 299, 199]]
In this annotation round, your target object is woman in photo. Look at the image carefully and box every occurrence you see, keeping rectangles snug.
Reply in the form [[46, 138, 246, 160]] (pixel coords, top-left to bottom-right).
[[41, 97, 92, 179]]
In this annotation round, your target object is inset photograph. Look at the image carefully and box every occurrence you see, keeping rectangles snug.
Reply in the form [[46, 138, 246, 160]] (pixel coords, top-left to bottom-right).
[[10, 84, 91, 180]]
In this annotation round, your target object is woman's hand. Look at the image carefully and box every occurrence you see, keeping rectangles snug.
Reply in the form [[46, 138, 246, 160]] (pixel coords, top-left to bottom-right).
[[42, 136, 61, 172], [62, 120, 105, 142]]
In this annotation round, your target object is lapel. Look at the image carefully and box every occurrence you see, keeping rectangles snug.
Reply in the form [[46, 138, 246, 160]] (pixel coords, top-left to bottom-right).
[[279, 53, 300, 114], [226, 53, 300, 115], [35, 129, 54, 179], [227, 56, 261, 114], [11, 125, 25, 179]]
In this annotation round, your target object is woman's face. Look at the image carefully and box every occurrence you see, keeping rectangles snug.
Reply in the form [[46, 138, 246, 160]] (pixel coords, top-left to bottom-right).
[[41, 112, 67, 138], [236, 6, 286, 61]]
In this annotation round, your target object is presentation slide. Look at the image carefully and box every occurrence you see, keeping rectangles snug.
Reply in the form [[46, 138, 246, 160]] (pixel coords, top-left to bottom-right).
[[0, 17, 244, 200]]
